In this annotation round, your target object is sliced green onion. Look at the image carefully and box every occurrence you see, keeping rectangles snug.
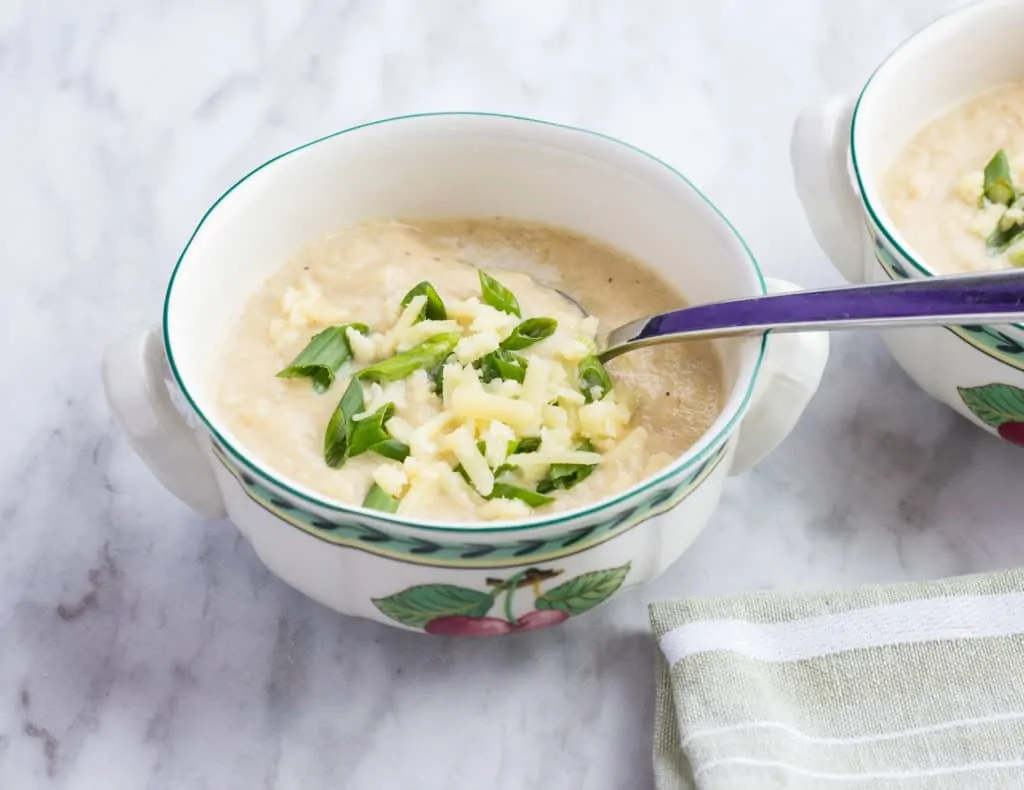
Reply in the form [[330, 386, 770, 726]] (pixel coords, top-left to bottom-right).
[[452, 442, 490, 486], [537, 462, 595, 494], [577, 355, 612, 402], [371, 438, 411, 462], [479, 270, 521, 317], [363, 483, 400, 513], [489, 483, 554, 507], [400, 281, 447, 322], [536, 441, 596, 494], [987, 218, 1024, 253], [276, 323, 369, 392], [451, 438, 553, 507], [323, 379, 365, 468], [427, 355, 454, 395], [1008, 242, 1024, 268], [347, 402, 394, 457], [357, 333, 461, 384], [348, 403, 410, 461], [477, 349, 528, 383], [454, 465, 553, 508], [984, 149, 1015, 206], [501, 317, 558, 351], [511, 436, 541, 454]]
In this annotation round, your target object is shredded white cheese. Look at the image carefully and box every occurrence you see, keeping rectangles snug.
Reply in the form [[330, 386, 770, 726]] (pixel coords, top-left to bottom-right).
[[956, 171, 984, 205], [373, 463, 408, 498], [454, 330, 501, 364], [395, 319, 461, 350], [385, 416, 415, 444], [1002, 207, 1024, 229], [451, 387, 540, 434], [479, 498, 532, 520], [578, 398, 632, 440], [970, 202, 1006, 238], [521, 356, 553, 408], [408, 412, 456, 458], [469, 303, 519, 338], [346, 326, 378, 363], [274, 267, 638, 514], [481, 420, 515, 468], [447, 426, 494, 496]]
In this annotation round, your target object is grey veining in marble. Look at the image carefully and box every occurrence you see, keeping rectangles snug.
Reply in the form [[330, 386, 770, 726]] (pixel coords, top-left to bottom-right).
[[5, 1, 1024, 788]]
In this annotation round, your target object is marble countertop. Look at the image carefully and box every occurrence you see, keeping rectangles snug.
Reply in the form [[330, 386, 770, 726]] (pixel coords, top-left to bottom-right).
[[6, 0, 1024, 787]]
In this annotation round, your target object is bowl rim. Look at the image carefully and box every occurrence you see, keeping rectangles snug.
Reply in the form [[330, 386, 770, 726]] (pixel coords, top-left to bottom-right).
[[851, 0, 1024, 332], [162, 111, 768, 535]]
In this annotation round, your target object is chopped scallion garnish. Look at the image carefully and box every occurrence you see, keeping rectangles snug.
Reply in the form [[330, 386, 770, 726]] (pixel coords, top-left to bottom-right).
[[511, 437, 542, 454], [477, 349, 528, 384], [276, 323, 369, 392], [348, 403, 410, 461], [357, 333, 461, 384], [536, 441, 597, 494], [577, 355, 612, 402], [454, 463, 553, 508], [400, 281, 447, 322], [363, 483, 400, 513], [479, 270, 521, 317], [489, 483, 554, 507], [984, 149, 1015, 206], [987, 214, 1024, 253], [323, 379, 365, 468], [501, 317, 557, 351]]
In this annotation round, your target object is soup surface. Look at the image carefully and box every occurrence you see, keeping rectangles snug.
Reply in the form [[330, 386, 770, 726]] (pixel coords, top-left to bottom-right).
[[884, 83, 1024, 273], [215, 218, 723, 522]]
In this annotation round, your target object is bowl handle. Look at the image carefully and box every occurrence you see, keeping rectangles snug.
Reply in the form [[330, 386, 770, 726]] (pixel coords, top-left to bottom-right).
[[102, 327, 226, 518], [791, 95, 865, 284], [729, 278, 830, 475]]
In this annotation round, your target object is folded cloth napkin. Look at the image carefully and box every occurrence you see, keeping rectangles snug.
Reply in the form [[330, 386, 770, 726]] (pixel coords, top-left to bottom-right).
[[649, 569, 1024, 790]]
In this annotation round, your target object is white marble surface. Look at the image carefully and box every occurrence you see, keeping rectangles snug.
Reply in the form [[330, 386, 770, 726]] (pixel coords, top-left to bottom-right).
[[5, 0, 1024, 787]]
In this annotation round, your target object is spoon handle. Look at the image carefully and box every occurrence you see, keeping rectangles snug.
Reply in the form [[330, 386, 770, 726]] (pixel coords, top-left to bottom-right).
[[601, 269, 1024, 360]]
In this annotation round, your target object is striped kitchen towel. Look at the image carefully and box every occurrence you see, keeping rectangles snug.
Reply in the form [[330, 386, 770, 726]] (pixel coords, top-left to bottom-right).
[[649, 569, 1024, 789]]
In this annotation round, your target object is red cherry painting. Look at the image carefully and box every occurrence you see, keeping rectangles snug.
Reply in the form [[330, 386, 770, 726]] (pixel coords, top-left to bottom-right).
[[513, 610, 570, 632], [425, 616, 514, 637], [959, 383, 1024, 447], [997, 421, 1024, 447]]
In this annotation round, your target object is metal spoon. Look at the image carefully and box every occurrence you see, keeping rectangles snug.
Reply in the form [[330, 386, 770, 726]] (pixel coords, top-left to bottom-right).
[[580, 269, 1024, 363]]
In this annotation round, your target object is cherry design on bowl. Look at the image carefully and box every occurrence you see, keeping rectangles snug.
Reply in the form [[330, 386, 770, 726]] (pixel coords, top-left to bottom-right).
[[958, 383, 1024, 446], [372, 562, 630, 636]]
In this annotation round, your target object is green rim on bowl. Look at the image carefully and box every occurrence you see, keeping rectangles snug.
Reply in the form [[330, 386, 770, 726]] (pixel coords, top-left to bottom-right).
[[849, 0, 1024, 331], [162, 111, 767, 534]]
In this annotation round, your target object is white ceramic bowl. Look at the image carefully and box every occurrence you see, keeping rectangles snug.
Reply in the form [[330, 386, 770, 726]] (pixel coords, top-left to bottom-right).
[[104, 113, 829, 636], [792, 0, 1024, 446]]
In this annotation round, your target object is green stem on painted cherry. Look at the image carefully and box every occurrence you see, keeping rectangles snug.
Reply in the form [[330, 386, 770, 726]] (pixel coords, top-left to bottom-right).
[[502, 572, 527, 625]]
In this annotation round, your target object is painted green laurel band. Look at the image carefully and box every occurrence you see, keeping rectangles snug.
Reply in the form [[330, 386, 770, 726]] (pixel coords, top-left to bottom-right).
[[872, 236, 1024, 372]]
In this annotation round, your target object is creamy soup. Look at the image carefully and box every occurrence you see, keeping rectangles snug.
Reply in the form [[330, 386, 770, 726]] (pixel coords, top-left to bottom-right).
[[215, 218, 723, 522], [884, 83, 1024, 273]]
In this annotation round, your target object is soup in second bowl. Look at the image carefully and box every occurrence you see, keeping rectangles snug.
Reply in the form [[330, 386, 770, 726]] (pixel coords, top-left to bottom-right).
[[214, 218, 723, 523], [884, 82, 1024, 273]]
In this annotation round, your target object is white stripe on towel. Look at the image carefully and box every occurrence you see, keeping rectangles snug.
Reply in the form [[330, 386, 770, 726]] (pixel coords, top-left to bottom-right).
[[682, 711, 1024, 748], [693, 757, 1024, 781], [659, 592, 1024, 665]]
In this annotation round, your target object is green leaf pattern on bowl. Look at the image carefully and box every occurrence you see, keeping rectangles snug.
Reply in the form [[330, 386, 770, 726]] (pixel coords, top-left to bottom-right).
[[372, 562, 632, 634], [872, 231, 1024, 370]]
